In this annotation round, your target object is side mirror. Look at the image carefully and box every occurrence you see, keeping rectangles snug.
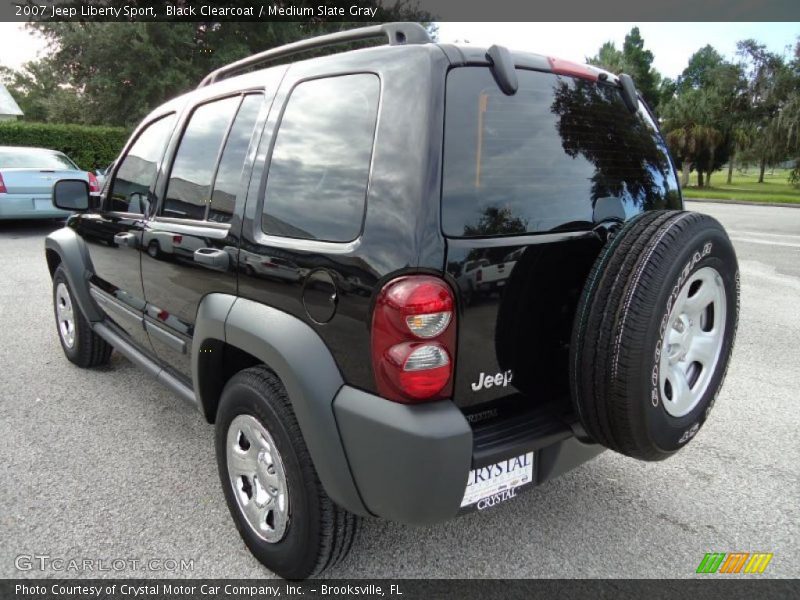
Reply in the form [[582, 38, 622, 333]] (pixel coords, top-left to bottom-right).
[[53, 179, 90, 211]]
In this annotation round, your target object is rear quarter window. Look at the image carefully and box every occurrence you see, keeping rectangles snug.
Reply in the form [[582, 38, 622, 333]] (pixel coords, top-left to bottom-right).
[[442, 67, 680, 237], [261, 73, 380, 243]]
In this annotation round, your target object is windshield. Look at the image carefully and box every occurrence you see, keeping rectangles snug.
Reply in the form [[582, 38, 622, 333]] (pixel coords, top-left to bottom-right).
[[0, 148, 79, 170], [441, 67, 681, 237]]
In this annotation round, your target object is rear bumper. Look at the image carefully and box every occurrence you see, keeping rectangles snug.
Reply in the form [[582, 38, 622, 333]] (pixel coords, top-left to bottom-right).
[[0, 194, 70, 219], [333, 387, 473, 525], [476, 280, 506, 292], [333, 385, 604, 525]]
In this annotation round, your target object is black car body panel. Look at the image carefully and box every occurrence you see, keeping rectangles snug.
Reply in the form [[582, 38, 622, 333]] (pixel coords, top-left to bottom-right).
[[238, 45, 452, 391], [45, 34, 683, 525]]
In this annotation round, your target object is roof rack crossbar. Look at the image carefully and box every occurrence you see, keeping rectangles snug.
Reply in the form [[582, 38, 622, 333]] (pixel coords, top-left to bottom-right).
[[197, 22, 431, 88]]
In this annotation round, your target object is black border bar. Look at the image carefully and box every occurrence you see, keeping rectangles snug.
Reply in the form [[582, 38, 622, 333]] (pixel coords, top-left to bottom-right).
[[3, 579, 799, 600], [1, 0, 799, 22]]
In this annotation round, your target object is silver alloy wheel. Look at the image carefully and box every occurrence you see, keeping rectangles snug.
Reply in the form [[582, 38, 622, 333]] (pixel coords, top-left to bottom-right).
[[659, 266, 727, 418], [226, 414, 290, 543], [55, 282, 76, 349]]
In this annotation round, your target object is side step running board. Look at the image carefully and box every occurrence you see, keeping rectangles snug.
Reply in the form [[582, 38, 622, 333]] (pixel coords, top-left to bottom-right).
[[93, 321, 199, 410]]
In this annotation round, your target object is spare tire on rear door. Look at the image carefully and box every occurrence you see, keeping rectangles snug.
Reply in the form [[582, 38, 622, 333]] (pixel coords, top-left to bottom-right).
[[570, 210, 739, 461]]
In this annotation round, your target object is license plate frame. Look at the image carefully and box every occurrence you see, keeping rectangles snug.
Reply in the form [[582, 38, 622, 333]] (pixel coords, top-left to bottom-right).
[[461, 451, 534, 508]]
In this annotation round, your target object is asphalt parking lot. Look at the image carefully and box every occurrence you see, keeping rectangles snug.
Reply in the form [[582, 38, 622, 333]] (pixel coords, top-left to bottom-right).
[[1, 200, 798, 579]]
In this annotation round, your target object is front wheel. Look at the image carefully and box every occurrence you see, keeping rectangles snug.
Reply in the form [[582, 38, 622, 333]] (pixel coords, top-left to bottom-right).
[[52, 265, 112, 368], [215, 366, 358, 579]]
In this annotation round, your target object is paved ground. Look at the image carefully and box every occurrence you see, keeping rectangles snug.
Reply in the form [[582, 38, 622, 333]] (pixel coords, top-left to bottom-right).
[[1, 201, 798, 579]]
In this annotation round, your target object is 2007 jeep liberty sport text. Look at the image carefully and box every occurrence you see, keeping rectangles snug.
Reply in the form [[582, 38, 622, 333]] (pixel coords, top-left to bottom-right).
[[45, 23, 739, 579]]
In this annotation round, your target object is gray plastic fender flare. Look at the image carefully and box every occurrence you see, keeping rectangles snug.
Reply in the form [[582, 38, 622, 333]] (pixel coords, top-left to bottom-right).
[[192, 294, 369, 517], [44, 227, 103, 322]]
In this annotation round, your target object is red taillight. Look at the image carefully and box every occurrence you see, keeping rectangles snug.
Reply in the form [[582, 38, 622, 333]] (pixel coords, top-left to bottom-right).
[[371, 275, 456, 403], [87, 171, 100, 193], [548, 57, 599, 81], [172, 235, 183, 244], [476, 269, 483, 283], [0, 173, 6, 194]]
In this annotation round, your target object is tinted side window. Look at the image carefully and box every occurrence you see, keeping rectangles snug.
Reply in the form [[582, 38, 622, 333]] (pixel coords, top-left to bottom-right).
[[208, 94, 263, 223], [262, 74, 379, 242], [108, 114, 176, 213], [162, 96, 240, 220]]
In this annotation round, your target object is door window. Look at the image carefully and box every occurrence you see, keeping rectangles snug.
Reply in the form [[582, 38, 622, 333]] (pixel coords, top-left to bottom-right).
[[161, 94, 263, 222], [209, 94, 263, 223], [108, 114, 176, 213], [162, 96, 241, 220]]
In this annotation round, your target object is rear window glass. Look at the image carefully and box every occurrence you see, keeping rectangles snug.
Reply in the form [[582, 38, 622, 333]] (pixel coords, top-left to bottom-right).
[[442, 67, 680, 237], [0, 149, 78, 170]]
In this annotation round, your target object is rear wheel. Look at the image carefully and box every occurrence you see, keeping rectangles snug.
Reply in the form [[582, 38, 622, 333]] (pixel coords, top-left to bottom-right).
[[52, 266, 112, 368], [570, 210, 739, 460], [147, 240, 161, 259], [215, 366, 358, 579]]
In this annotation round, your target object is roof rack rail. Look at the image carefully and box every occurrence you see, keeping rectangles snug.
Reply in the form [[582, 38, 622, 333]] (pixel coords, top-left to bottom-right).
[[197, 22, 432, 88]]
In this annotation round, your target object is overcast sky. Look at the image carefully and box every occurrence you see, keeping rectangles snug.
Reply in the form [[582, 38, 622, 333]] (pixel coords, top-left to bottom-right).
[[0, 22, 797, 78]]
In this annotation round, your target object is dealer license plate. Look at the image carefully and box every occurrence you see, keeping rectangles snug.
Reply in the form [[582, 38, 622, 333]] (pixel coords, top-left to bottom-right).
[[461, 452, 534, 508]]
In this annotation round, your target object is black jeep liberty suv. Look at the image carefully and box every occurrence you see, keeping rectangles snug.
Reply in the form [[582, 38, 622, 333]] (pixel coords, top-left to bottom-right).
[[46, 23, 739, 579]]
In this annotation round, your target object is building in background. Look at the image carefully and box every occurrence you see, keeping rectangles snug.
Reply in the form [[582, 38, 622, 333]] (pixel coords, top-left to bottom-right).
[[0, 84, 23, 121]]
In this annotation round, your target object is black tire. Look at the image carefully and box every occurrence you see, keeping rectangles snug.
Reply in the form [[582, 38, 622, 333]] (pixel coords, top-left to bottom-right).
[[147, 240, 161, 259], [570, 210, 739, 460], [52, 265, 113, 368], [215, 366, 358, 579]]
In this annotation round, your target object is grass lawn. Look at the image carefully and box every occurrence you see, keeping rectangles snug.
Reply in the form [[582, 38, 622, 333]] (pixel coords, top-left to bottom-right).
[[681, 168, 800, 204]]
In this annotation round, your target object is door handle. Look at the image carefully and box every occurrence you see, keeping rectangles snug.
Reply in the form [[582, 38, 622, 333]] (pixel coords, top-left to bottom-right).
[[113, 232, 138, 248], [194, 248, 229, 269]]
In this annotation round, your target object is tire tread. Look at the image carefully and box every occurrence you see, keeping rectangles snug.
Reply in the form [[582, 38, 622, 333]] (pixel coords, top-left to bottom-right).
[[570, 210, 738, 460], [53, 266, 113, 368], [220, 366, 358, 578]]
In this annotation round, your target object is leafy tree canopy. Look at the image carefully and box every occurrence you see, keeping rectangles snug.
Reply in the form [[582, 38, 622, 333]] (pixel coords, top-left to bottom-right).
[[2, 2, 433, 126], [587, 27, 661, 110]]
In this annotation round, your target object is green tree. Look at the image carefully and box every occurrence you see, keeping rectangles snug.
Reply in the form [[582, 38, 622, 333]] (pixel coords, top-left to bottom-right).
[[589, 42, 626, 74], [777, 41, 800, 186], [662, 89, 724, 188], [12, 2, 433, 126], [657, 77, 678, 110], [0, 61, 85, 123], [463, 206, 527, 238], [621, 27, 661, 110], [587, 27, 661, 110], [678, 45, 725, 91], [736, 39, 795, 183], [683, 49, 747, 185]]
